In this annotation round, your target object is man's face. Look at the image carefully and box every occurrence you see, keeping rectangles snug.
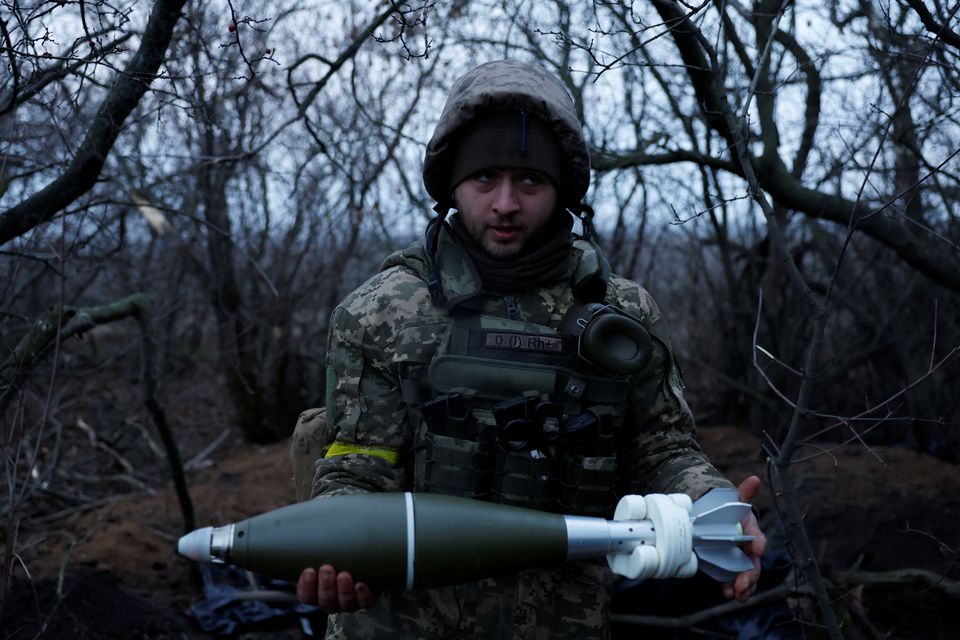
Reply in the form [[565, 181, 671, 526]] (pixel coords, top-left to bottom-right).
[[453, 168, 558, 258]]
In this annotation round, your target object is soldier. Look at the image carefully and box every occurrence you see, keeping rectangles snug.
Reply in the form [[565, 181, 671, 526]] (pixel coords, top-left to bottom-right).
[[294, 60, 766, 639]]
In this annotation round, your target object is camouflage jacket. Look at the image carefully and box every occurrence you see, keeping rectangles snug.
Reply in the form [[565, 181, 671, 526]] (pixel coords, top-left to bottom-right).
[[311, 226, 731, 640]]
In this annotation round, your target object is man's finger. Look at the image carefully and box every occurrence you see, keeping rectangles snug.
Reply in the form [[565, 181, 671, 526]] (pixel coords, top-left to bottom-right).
[[736, 475, 762, 503], [743, 515, 768, 558], [355, 581, 375, 609], [739, 508, 767, 555], [734, 556, 761, 602], [317, 565, 339, 611], [718, 477, 767, 602], [736, 476, 767, 559], [337, 571, 359, 612], [297, 568, 318, 606]]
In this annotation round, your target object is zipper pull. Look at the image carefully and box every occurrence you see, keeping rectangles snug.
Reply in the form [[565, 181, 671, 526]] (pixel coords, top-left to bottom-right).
[[503, 295, 519, 319]]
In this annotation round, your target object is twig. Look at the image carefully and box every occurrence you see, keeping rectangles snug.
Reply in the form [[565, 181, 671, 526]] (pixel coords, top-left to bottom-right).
[[681, 352, 782, 415], [184, 428, 231, 471], [836, 568, 960, 599], [255, 4, 398, 156], [610, 579, 806, 627], [797, 345, 960, 447], [28, 494, 130, 529], [844, 585, 886, 640], [751, 288, 798, 410]]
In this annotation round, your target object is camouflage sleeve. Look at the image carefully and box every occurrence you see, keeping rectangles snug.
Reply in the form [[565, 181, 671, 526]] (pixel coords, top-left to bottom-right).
[[610, 280, 733, 499], [310, 302, 409, 498]]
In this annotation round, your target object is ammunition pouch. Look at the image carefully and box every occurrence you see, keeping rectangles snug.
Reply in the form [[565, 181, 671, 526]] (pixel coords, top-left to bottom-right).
[[414, 431, 493, 499], [557, 454, 617, 516], [492, 449, 555, 510], [413, 392, 490, 498]]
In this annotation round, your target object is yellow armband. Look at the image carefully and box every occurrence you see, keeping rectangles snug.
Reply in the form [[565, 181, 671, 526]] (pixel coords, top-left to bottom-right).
[[324, 442, 400, 465]]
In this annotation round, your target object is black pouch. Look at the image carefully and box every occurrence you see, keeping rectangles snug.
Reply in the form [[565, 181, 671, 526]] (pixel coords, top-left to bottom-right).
[[491, 448, 555, 510], [421, 393, 475, 439], [556, 453, 617, 517], [414, 431, 493, 499]]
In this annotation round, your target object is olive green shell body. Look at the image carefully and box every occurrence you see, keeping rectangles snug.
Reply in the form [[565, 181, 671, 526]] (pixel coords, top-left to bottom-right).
[[229, 493, 568, 588]]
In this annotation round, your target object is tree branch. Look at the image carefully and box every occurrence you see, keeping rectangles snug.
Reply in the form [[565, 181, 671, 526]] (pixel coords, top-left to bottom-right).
[[903, 0, 960, 52], [0, 0, 188, 246], [256, 3, 399, 156], [647, 2, 843, 636], [591, 148, 739, 173], [0, 293, 194, 531], [610, 579, 804, 628], [0, 31, 136, 118], [633, 1, 960, 294]]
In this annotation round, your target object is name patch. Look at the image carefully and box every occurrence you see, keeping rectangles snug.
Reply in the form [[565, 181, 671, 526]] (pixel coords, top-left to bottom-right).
[[484, 332, 564, 353]]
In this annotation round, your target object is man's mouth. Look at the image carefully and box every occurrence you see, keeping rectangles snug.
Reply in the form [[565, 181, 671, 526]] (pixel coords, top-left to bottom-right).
[[489, 225, 521, 241]]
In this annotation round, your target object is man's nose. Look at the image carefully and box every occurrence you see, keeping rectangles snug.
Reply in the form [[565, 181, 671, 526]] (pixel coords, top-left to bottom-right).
[[490, 180, 520, 215]]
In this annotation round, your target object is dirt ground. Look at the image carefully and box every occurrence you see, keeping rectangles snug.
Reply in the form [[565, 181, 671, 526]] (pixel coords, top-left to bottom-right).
[[4, 424, 960, 639]]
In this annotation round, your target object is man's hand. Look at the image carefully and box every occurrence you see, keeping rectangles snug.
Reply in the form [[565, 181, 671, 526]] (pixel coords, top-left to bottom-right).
[[297, 565, 376, 612], [721, 475, 767, 602]]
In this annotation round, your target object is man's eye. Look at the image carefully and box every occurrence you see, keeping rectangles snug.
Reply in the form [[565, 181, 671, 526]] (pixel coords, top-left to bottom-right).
[[472, 171, 496, 183], [521, 173, 545, 186]]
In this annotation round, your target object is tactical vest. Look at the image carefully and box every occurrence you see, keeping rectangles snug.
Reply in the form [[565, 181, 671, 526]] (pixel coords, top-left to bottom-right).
[[399, 291, 656, 518]]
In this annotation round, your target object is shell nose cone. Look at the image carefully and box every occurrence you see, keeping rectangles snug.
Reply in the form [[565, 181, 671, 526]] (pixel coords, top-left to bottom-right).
[[178, 527, 212, 562]]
